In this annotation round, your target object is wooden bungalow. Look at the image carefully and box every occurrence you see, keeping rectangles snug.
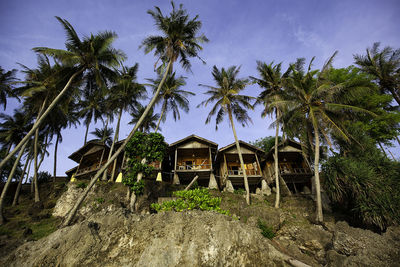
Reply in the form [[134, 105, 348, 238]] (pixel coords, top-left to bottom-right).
[[263, 139, 313, 193], [168, 135, 218, 189], [216, 141, 264, 190], [65, 140, 117, 180]]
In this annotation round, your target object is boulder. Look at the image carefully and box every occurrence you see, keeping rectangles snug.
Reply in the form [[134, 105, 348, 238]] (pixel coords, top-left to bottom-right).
[[224, 180, 234, 193], [261, 180, 272, 196]]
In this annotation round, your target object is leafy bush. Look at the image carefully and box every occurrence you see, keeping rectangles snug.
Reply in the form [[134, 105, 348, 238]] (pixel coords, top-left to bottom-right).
[[76, 182, 87, 189], [258, 219, 276, 239], [234, 188, 245, 195], [123, 132, 168, 190], [151, 188, 230, 215], [130, 180, 145, 196], [95, 197, 105, 204], [37, 171, 51, 184], [322, 127, 400, 231]]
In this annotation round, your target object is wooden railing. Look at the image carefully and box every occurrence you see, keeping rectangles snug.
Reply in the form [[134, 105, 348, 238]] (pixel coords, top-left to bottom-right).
[[177, 164, 211, 170], [279, 167, 311, 174], [227, 169, 260, 176]]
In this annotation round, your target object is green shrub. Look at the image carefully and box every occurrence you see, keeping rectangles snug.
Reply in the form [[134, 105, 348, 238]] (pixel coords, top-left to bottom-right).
[[130, 180, 145, 196], [151, 188, 230, 215], [258, 219, 275, 239], [95, 197, 105, 204], [234, 188, 245, 195], [76, 182, 87, 189]]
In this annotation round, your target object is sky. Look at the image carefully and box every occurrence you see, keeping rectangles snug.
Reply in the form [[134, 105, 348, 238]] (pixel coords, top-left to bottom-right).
[[0, 0, 399, 176]]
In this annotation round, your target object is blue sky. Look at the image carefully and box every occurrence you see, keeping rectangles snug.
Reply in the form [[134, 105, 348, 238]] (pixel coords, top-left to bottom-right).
[[1, 0, 399, 176]]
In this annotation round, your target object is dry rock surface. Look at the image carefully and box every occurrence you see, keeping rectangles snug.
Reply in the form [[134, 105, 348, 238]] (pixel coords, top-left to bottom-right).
[[3, 183, 400, 267]]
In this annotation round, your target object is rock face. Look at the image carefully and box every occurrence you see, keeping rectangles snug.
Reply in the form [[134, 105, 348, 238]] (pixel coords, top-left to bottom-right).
[[4, 209, 297, 267]]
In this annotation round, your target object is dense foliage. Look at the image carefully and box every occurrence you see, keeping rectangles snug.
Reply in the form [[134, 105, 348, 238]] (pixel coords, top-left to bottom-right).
[[151, 188, 230, 215], [122, 132, 167, 192], [322, 126, 400, 231], [250, 136, 282, 155]]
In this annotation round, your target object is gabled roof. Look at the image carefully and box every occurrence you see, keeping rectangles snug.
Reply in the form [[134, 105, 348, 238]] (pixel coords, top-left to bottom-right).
[[264, 139, 303, 159], [68, 139, 108, 163], [169, 134, 218, 148], [218, 140, 264, 154]]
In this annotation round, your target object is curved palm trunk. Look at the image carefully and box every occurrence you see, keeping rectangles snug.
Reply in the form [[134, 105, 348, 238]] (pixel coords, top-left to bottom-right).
[[33, 128, 40, 202], [274, 119, 280, 208], [0, 141, 28, 225], [0, 144, 12, 180], [311, 117, 323, 222], [377, 142, 389, 159], [84, 122, 90, 145], [0, 70, 83, 172], [101, 118, 110, 181], [53, 134, 60, 182], [12, 155, 31, 206], [155, 101, 167, 133], [108, 108, 122, 182], [63, 60, 173, 227], [228, 107, 250, 205]]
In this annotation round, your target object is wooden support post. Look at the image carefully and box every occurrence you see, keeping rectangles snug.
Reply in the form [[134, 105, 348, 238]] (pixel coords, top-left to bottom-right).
[[255, 153, 262, 176], [174, 148, 178, 171], [223, 153, 228, 176], [184, 175, 199, 191], [98, 147, 105, 168], [209, 147, 212, 170]]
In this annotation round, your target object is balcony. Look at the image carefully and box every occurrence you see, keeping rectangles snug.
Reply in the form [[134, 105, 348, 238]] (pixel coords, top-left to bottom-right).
[[177, 164, 211, 170], [227, 169, 261, 176]]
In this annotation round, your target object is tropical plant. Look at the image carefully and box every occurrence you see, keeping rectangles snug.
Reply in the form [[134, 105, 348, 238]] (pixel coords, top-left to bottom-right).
[[322, 124, 400, 231], [251, 61, 292, 208], [105, 63, 146, 181], [280, 53, 374, 222], [147, 72, 194, 132], [0, 66, 19, 110], [198, 65, 254, 205], [90, 126, 114, 146], [151, 188, 229, 215], [63, 2, 207, 226], [0, 16, 124, 172], [250, 136, 282, 155], [354, 42, 400, 106], [129, 104, 160, 133]]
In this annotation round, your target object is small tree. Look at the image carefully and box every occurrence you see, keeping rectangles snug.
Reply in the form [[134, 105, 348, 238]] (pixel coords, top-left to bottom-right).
[[123, 132, 168, 211]]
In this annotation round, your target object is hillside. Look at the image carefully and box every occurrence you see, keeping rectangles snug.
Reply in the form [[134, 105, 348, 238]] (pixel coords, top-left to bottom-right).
[[1, 181, 400, 266]]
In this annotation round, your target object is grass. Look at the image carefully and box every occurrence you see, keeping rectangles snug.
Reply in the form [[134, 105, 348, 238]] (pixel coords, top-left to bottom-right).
[[258, 219, 276, 239], [30, 217, 61, 240]]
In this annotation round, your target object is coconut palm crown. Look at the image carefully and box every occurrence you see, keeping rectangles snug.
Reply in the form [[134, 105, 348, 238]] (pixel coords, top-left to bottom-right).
[[141, 1, 209, 72]]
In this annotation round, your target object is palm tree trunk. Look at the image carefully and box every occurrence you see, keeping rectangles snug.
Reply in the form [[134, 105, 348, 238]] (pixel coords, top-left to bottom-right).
[[311, 117, 323, 222], [24, 159, 32, 184], [274, 118, 280, 208], [33, 128, 40, 202], [101, 118, 110, 180], [110, 108, 122, 182], [387, 87, 400, 107], [84, 122, 90, 145], [155, 102, 166, 133], [0, 141, 28, 225], [53, 134, 60, 182], [395, 136, 400, 146], [0, 69, 83, 172], [0, 144, 12, 181], [228, 106, 250, 205], [12, 155, 31, 206], [62, 60, 173, 227]]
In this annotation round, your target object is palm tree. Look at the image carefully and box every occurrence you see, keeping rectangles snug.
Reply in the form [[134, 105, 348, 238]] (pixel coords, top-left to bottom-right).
[[0, 16, 125, 171], [147, 72, 194, 132], [78, 71, 108, 145], [105, 64, 146, 180], [354, 43, 400, 106], [198, 65, 254, 205], [90, 126, 114, 146], [0, 66, 19, 110], [251, 61, 292, 208], [62, 2, 208, 226], [281, 53, 375, 222], [129, 103, 160, 133]]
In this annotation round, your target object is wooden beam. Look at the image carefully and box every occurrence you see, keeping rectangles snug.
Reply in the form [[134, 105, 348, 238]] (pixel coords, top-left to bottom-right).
[[223, 153, 228, 176], [255, 153, 262, 176], [184, 175, 199, 191], [98, 147, 105, 168], [209, 147, 212, 170], [174, 148, 178, 171]]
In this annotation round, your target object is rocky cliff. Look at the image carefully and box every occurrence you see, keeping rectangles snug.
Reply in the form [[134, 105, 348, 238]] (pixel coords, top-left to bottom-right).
[[2, 182, 400, 266]]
